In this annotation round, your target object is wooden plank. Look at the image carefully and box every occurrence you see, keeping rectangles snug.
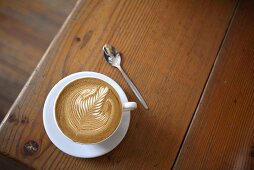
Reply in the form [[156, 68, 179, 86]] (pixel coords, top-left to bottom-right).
[[174, 0, 254, 169], [0, 0, 76, 120], [0, 0, 237, 169], [0, 154, 28, 170]]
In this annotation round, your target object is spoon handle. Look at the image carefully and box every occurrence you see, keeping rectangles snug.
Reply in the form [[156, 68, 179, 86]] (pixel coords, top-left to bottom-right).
[[117, 66, 148, 109]]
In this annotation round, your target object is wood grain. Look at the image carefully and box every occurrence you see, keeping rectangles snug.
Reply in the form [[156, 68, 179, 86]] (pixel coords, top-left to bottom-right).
[[0, 0, 76, 120], [0, 0, 237, 169], [174, 0, 254, 169]]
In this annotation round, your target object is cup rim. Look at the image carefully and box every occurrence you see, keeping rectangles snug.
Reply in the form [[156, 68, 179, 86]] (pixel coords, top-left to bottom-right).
[[53, 72, 127, 145]]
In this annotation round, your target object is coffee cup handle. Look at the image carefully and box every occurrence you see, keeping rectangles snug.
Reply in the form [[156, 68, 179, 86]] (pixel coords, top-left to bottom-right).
[[123, 102, 137, 111]]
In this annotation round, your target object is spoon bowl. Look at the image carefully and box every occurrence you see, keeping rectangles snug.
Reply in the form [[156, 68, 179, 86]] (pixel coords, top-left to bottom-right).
[[103, 44, 121, 68]]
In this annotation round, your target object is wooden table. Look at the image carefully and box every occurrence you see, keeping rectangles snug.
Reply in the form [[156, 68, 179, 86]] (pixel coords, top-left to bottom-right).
[[0, 0, 76, 120], [1, 0, 254, 169]]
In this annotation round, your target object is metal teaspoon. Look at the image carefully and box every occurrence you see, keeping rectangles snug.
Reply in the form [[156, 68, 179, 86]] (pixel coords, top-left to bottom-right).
[[102, 44, 148, 109]]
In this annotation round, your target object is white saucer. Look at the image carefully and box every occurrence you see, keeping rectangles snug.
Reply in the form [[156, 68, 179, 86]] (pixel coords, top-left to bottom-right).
[[43, 72, 130, 158]]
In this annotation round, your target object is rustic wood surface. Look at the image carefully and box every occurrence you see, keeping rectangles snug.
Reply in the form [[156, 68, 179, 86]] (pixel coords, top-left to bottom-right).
[[0, 0, 76, 120], [174, 0, 254, 169], [0, 0, 241, 169]]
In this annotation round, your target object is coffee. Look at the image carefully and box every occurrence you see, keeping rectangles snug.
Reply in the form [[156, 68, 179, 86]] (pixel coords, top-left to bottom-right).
[[55, 78, 122, 144]]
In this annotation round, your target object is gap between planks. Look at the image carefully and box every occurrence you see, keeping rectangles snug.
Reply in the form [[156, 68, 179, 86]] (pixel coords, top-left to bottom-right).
[[171, 0, 241, 168]]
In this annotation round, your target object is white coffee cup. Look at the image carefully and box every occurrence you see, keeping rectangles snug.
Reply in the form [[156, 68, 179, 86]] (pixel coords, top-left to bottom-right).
[[53, 72, 137, 145]]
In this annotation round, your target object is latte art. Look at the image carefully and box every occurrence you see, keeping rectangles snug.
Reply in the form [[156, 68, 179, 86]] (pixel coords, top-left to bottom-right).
[[55, 78, 122, 144], [69, 86, 110, 132]]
